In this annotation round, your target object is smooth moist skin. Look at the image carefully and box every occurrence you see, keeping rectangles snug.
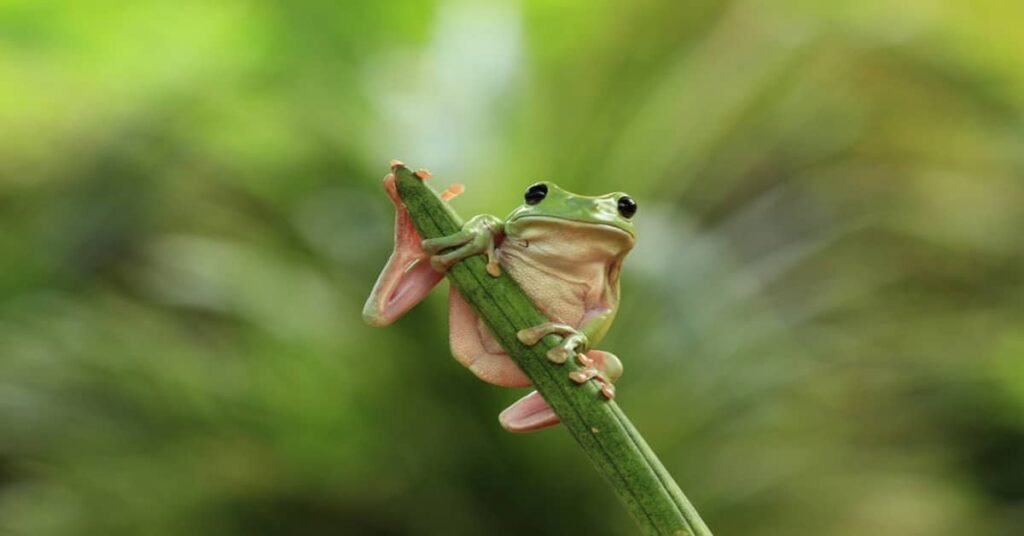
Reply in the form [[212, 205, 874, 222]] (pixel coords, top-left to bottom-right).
[[364, 175, 637, 432]]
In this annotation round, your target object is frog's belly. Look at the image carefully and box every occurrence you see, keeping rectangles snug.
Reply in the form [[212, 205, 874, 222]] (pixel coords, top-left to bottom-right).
[[476, 248, 592, 354]]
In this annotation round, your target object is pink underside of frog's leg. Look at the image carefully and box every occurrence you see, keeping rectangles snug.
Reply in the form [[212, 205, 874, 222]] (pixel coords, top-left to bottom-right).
[[448, 286, 531, 388], [498, 349, 618, 433], [362, 173, 445, 327], [499, 391, 557, 433]]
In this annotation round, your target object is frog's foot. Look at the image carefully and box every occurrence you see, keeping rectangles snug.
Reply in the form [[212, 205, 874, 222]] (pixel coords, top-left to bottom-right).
[[571, 350, 623, 400], [498, 348, 623, 433], [499, 390, 558, 433], [363, 169, 445, 327], [516, 322, 588, 364], [422, 214, 503, 277]]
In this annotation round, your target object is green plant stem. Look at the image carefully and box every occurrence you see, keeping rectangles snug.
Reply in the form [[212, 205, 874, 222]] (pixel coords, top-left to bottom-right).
[[393, 165, 712, 536]]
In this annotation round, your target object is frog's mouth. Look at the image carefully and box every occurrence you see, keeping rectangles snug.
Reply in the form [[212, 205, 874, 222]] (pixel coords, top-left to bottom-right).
[[509, 215, 636, 240]]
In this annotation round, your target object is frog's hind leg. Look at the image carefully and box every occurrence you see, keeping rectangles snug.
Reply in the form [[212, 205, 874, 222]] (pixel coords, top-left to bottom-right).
[[362, 171, 445, 327], [499, 349, 621, 433], [449, 286, 530, 388], [499, 390, 558, 433]]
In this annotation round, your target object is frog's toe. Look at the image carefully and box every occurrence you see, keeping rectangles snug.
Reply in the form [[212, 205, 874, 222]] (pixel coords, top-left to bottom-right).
[[440, 183, 464, 201], [485, 256, 501, 277], [586, 350, 623, 382], [569, 367, 599, 383], [546, 346, 572, 364], [569, 350, 622, 400], [517, 322, 585, 346], [553, 333, 588, 364], [499, 390, 560, 433], [517, 323, 589, 365], [517, 324, 560, 346]]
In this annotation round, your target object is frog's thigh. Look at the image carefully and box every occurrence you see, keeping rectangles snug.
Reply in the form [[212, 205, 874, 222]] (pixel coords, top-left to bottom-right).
[[449, 286, 531, 388]]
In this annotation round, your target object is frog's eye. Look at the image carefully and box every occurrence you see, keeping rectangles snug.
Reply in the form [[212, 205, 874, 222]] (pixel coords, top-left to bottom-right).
[[524, 183, 548, 205], [617, 196, 637, 219]]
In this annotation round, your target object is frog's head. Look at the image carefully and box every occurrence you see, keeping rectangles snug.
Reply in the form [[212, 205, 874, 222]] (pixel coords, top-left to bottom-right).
[[505, 182, 637, 249]]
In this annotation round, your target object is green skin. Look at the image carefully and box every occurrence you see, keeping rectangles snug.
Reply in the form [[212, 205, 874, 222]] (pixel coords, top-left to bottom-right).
[[422, 181, 636, 397], [364, 173, 637, 431]]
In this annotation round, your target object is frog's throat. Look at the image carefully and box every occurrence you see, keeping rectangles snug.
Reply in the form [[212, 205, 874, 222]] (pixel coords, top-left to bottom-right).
[[506, 215, 635, 240]]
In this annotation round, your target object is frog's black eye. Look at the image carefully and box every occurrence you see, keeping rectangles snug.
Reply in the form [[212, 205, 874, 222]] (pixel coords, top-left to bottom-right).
[[617, 196, 637, 219], [524, 183, 548, 205]]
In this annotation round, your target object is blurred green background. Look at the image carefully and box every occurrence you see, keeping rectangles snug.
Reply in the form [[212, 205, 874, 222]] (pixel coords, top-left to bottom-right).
[[1, 1, 1022, 534]]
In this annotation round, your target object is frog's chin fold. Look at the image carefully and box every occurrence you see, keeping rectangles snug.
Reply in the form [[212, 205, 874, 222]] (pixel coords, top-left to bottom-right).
[[499, 390, 560, 433]]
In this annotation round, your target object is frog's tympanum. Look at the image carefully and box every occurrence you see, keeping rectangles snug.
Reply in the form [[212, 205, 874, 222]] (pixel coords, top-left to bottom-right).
[[364, 163, 636, 433]]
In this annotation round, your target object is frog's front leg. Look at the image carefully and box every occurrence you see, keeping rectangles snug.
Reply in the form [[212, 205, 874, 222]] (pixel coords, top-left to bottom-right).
[[422, 214, 504, 277]]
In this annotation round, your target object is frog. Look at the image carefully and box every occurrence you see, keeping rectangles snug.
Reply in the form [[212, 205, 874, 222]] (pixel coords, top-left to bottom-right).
[[363, 162, 637, 433]]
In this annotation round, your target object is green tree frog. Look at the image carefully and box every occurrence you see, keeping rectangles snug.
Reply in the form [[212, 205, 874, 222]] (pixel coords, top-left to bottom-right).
[[363, 164, 637, 433]]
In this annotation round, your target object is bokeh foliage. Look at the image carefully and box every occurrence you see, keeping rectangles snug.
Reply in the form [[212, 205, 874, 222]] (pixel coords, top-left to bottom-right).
[[1, 1, 1022, 534]]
